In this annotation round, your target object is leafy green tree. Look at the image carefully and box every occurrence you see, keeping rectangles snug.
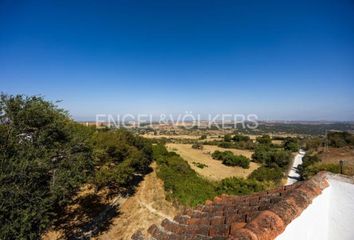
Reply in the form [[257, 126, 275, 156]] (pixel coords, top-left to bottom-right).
[[0, 94, 94, 239], [0, 94, 154, 239], [284, 137, 300, 152], [252, 145, 291, 169]]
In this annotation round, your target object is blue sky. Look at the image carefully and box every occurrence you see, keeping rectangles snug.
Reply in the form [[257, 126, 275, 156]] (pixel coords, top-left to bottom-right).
[[1, 0, 353, 121]]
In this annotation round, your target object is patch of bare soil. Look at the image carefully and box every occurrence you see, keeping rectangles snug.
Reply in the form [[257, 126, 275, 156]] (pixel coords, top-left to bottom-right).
[[94, 162, 179, 240], [42, 163, 178, 240], [166, 143, 260, 181]]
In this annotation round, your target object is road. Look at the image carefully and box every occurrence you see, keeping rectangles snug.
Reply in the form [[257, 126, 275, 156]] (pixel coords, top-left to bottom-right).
[[286, 150, 305, 185]]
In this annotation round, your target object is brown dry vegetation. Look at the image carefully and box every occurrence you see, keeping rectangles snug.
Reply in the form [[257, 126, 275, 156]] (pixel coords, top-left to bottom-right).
[[166, 143, 259, 181], [318, 147, 354, 175], [94, 162, 178, 240]]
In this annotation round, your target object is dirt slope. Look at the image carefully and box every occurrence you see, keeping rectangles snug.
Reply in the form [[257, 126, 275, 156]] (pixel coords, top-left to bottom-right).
[[94, 162, 179, 240]]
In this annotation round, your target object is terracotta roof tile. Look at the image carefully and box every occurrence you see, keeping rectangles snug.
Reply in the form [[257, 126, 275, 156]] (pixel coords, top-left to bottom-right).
[[136, 172, 331, 240]]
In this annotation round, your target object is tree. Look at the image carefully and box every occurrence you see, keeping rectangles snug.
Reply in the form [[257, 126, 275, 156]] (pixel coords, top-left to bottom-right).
[[0, 94, 154, 239], [284, 137, 300, 152], [0, 94, 94, 239], [256, 135, 271, 145], [232, 134, 250, 142], [252, 145, 292, 169]]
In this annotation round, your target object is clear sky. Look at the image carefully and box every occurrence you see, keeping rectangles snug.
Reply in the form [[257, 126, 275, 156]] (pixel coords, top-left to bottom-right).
[[1, 0, 353, 121]]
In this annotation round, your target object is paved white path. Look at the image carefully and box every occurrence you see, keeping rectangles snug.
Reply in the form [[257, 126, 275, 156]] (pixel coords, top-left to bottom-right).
[[286, 150, 305, 185]]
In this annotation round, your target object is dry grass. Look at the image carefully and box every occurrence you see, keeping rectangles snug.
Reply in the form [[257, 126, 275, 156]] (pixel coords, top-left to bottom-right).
[[94, 162, 178, 240], [166, 143, 259, 181], [43, 163, 178, 240], [318, 147, 354, 175]]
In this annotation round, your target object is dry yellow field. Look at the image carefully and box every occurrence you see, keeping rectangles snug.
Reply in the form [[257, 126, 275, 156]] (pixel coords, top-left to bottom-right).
[[166, 143, 259, 181]]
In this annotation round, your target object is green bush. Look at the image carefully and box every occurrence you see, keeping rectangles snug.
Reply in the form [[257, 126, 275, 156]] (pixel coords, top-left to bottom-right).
[[211, 151, 250, 168], [301, 163, 340, 179], [252, 146, 292, 169], [256, 135, 272, 145], [248, 166, 283, 183], [222, 155, 250, 168], [232, 134, 251, 142], [216, 177, 267, 195], [192, 162, 208, 169]]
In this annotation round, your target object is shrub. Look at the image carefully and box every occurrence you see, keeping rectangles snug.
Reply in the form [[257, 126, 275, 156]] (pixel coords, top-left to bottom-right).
[[192, 162, 208, 169], [212, 150, 233, 160], [265, 150, 292, 169], [216, 177, 267, 195], [248, 167, 283, 183], [301, 163, 340, 179], [252, 146, 292, 169], [222, 155, 250, 168], [256, 135, 272, 145], [211, 151, 250, 168], [232, 134, 251, 142]]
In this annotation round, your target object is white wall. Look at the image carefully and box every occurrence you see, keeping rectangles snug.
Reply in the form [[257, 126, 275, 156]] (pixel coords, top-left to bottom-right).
[[328, 179, 354, 240], [275, 185, 330, 240], [276, 177, 354, 240]]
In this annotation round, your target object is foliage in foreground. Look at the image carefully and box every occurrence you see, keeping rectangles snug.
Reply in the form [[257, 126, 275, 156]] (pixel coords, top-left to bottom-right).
[[154, 144, 269, 207], [0, 94, 153, 240]]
